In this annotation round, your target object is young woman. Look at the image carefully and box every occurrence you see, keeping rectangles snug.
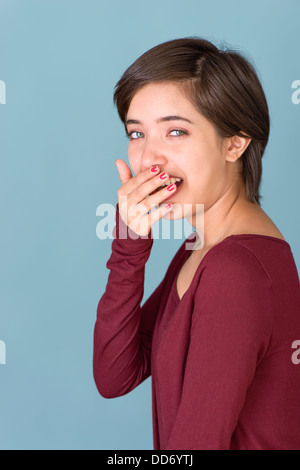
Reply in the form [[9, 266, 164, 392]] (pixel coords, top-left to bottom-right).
[[93, 38, 300, 450]]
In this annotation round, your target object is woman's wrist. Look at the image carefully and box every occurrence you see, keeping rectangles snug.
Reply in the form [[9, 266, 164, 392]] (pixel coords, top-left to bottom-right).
[[112, 203, 154, 254]]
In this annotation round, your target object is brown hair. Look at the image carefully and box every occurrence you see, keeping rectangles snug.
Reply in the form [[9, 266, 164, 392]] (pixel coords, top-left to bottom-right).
[[113, 37, 270, 205]]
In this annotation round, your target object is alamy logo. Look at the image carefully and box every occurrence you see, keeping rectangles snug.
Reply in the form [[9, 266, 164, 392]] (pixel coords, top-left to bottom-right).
[[0, 80, 6, 104], [291, 80, 300, 105], [0, 340, 6, 365], [96, 201, 205, 251], [291, 340, 300, 365]]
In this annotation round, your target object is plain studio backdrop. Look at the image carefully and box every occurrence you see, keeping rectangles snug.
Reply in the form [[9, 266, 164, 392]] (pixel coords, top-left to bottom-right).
[[0, 0, 299, 450]]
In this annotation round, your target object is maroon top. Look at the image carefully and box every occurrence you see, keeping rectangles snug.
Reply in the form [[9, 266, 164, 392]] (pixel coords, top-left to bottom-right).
[[93, 203, 300, 450]]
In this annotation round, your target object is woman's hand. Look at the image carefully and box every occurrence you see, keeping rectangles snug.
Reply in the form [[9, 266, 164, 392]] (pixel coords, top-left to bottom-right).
[[115, 159, 175, 236]]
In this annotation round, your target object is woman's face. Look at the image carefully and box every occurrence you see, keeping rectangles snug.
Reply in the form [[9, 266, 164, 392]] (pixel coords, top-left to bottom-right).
[[125, 81, 234, 221]]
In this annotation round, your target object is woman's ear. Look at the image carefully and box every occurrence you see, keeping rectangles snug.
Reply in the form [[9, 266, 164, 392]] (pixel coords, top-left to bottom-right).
[[225, 133, 251, 162]]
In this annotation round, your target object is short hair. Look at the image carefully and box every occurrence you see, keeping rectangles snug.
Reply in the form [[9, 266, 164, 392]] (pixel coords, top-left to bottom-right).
[[113, 37, 270, 205]]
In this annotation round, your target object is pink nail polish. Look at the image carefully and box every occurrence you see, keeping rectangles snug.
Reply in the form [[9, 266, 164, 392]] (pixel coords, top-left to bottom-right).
[[167, 184, 175, 191], [151, 165, 158, 173], [165, 203, 172, 209], [159, 172, 167, 180]]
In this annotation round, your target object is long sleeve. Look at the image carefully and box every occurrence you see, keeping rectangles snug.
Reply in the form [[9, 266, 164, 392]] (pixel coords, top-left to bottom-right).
[[165, 243, 274, 450], [93, 203, 167, 399]]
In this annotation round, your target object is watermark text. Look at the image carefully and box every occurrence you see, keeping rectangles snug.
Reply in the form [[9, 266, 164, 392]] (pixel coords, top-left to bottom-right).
[[0, 340, 6, 365], [96, 201, 204, 251], [291, 80, 300, 104], [0, 80, 6, 104], [291, 340, 300, 365]]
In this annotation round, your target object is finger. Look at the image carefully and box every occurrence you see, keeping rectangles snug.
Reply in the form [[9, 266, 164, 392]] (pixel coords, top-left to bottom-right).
[[115, 159, 133, 184], [144, 203, 174, 234], [129, 202, 173, 236], [129, 177, 177, 214], [120, 165, 161, 197]]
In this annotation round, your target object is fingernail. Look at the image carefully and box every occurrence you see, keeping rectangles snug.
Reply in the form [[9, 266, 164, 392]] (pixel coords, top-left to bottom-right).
[[167, 184, 175, 191], [165, 203, 172, 209], [151, 165, 159, 173], [159, 172, 168, 180]]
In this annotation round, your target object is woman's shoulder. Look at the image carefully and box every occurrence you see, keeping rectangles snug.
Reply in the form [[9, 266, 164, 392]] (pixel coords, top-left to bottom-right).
[[201, 203, 293, 277], [195, 232, 297, 302]]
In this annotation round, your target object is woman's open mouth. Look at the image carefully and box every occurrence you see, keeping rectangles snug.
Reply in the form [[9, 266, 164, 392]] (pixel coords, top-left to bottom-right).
[[149, 176, 183, 197]]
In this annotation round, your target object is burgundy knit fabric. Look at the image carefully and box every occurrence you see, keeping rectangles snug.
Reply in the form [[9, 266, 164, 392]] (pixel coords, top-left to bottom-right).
[[93, 204, 300, 450]]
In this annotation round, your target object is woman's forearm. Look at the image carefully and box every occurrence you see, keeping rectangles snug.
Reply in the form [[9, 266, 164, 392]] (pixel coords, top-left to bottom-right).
[[93, 204, 155, 398]]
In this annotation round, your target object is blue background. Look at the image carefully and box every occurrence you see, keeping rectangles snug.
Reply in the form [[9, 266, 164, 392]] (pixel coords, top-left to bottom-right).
[[0, 0, 299, 450]]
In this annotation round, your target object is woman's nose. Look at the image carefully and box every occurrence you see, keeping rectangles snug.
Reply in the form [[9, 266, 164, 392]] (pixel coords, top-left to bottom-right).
[[140, 140, 168, 170]]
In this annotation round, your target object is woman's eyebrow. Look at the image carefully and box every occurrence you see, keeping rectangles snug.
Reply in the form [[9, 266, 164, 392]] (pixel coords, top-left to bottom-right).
[[126, 115, 194, 126], [159, 115, 194, 124]]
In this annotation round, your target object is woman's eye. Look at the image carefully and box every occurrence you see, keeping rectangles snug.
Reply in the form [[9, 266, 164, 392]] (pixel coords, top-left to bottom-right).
[[169, 129, 186, 137], [128, 129, 187, 140], [128, 131, 144, 140]]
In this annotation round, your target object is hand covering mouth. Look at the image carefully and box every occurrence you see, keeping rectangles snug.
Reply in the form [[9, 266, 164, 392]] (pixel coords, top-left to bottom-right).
[[149, 176, 183, 196]]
